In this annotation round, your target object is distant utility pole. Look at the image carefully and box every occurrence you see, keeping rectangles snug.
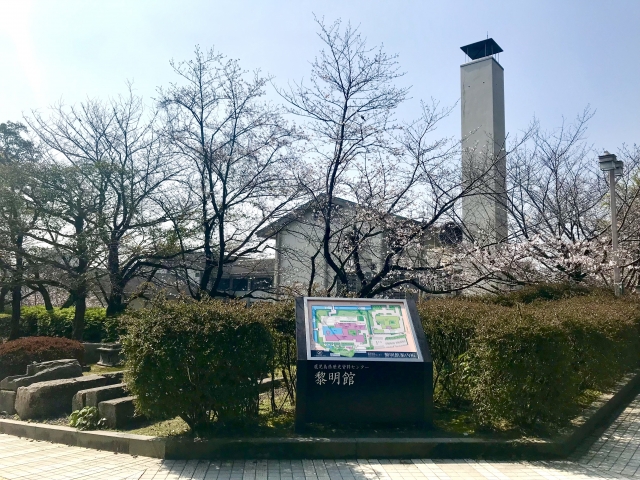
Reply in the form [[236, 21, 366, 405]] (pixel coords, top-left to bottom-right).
[[599, 152, 624, 296]]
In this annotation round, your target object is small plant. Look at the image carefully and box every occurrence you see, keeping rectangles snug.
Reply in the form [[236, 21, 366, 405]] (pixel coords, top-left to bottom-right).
[[69, 407, 106, 431]]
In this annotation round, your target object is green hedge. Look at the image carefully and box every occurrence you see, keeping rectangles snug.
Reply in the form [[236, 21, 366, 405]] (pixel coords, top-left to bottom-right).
[[419, 288, 640, 431], [18, 306, 118, 343], [121, 297, 274, 434], [115, 284, 640, 434]]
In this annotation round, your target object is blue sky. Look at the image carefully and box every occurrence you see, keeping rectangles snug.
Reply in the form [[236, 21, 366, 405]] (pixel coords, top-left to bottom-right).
[[1, 0, 638, 152]]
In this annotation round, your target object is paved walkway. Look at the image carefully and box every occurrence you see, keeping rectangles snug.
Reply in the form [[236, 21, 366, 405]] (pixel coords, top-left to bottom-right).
[[0, 395, 638, 480]]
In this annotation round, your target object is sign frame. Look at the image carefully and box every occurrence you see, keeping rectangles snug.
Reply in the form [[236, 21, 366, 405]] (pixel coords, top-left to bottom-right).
[[295, 296, 433, 433], [303, 297, 424, 362]]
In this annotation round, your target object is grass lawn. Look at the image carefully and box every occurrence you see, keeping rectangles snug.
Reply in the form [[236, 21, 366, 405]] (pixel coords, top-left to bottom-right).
[[83, 364, 125, 375], [119, 387, 532, 440]]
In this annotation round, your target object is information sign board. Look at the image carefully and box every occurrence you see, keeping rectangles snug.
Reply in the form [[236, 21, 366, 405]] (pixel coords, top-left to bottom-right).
[[295, 297, 433, 432], [305, 298, 422, 361]]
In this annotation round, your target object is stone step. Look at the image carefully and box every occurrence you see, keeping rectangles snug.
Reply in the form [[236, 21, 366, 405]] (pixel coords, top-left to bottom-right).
[[15, 375, 109, 420], [72, 383, 127, 412], [0, 390, 16, 415], [98, 396, 141, 429]]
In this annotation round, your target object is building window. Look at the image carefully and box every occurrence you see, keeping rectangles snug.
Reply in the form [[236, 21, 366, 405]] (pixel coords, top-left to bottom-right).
[[251, 277, 273, 289], [233, 278, 249, 291]]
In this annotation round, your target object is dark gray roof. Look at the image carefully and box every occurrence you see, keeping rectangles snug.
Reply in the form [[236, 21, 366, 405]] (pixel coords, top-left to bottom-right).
[[461, 38, 503, 60]]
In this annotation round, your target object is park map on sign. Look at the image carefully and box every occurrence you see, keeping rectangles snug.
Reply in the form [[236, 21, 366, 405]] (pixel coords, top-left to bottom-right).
[[309, 302, 418, 359]]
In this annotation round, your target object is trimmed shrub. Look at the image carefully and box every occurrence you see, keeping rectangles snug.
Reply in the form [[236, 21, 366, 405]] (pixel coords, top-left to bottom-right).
[[534, 294, 640, 391], [251, 300, 296, 405], [489, 283, 593, 307], [418, 299, 486, 406], [20, 306, 111, 342], [0, 336, 85, 380], [121, 296, 273, 434], [419, 291, 640, 432], [469, 309, 581, 430]]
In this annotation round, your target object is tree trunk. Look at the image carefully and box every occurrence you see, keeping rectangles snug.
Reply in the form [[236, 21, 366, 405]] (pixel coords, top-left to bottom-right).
[[9, 235, 24, 340], [61, 292, 77, 309], [106, 286, 126, 317], [71, 213, 89, 339], [9, 285, 21, 340], [106, 233, 125, 317], [35, 285, 53, 311], [72, 293, 86, 341], [0, 285, 8, 313]]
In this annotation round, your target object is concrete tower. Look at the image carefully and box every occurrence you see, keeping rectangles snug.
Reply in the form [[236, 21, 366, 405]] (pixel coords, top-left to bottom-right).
[[460, 38, 507, 243]]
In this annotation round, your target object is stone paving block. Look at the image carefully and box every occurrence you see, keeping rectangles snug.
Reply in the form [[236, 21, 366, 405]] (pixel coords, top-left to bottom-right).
[[14, 374, 108, 420]]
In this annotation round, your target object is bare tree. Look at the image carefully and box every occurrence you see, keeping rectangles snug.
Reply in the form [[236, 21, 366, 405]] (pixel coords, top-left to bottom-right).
[[28, 89, 180, 317], [275, 18, 486, 298], [478, 110, 640, 289], [24, 161, 106, 339], [0, 122, 40, 339], [158, 47, 302, 300]]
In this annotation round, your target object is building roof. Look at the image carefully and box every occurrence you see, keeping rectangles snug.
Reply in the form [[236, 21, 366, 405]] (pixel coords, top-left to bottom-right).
[[460, 38, 503, 60], [255, 195, 359, 238], [255, 194, 457, 246]]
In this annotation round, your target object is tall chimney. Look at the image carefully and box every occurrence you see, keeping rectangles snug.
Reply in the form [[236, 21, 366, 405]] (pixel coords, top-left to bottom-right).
[[460, 38, 507, 243]]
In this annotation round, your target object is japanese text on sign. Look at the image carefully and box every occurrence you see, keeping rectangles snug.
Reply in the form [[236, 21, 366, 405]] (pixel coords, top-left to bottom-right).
[[315, 371, 356, 386]]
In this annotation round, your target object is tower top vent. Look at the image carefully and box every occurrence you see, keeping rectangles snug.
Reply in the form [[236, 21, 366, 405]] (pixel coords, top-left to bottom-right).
[[460, 38, 503, 60]]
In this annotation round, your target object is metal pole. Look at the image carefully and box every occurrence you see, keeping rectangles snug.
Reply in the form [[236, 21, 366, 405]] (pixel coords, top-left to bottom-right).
[[610, 169, 621, 296]]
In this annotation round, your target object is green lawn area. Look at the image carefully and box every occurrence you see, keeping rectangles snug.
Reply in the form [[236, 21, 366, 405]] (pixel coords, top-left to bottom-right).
[[374, 315, 400, 329], [83, 364, 125, 376]]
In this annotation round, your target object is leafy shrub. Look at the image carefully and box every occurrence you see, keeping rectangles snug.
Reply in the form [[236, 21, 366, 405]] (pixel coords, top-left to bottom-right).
[[469, 308, 581, 431], [418, 290, 640, 432], [121, 296, 273, 434], [0, 313, 10, 340], [418, 299, 486, 406], [0, 336, 84, 380], [251, 300, 296, 406], [69, 406, 106, 430], [20, 306, 112, 342], [534, 294, 640, 391], [489, 283, 593, 307]]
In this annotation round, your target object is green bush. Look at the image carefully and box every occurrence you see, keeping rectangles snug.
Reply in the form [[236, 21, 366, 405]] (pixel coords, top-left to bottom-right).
[[469, 309, 581, 430], [534, 295, 640, 391], [418, 299, 484, 406], [419, 290, 640, 432], [19, 306, 112, 342], [121, 296, 273, 434], [252, 300, 296, 405], [0, 336, 85, 380], [489, 283, 593, 307]]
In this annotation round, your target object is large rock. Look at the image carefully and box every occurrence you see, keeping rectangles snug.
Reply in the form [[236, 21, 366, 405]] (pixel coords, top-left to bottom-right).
[[101, 371, 125, 384], [98, 396, 141, 429], [14, 375, 108, 420], [72, 383, 127, 412], [26, 359, 79, 376], [1, 360, 82, 391], [0, 390, 16, 415]]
